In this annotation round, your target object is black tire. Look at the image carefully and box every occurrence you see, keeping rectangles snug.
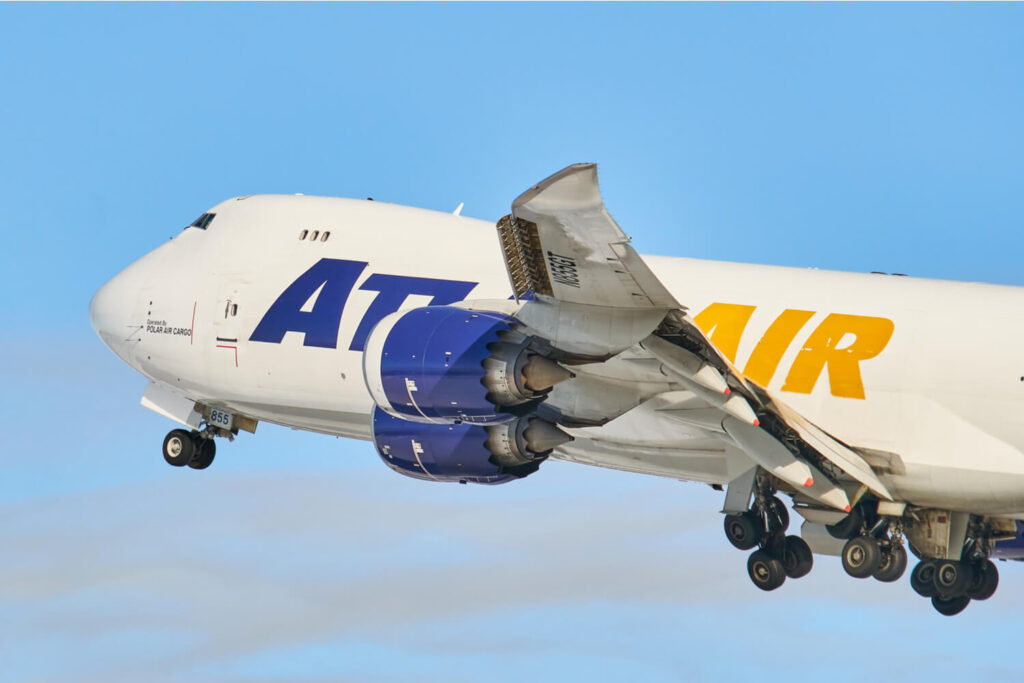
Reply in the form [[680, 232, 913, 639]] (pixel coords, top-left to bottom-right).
[[766, 497, 790, 534], [827, 506, 864, 540], [842, 536, 882, 578], [910, 560, 938, 597], [873, 544, 909, 583], [188, 437, 216, 470], [747, 550, 786, 591], [724, 512, 762, 550], [781, 535, 814, 579], [163, 429, 195, 467], [966, 560, 999, 601], [931, 594, 971, 617], [934, 560, 972, 598]]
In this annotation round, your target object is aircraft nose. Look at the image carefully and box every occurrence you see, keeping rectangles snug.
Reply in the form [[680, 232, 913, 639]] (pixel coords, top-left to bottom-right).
[[89, 268, 142, 362]]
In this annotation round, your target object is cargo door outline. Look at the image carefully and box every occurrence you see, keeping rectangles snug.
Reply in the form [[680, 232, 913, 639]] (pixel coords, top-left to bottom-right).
[[213, 283, 242, 368]]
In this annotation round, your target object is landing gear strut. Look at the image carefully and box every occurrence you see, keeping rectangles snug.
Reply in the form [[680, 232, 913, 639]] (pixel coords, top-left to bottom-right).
[[724, 489, 812, 592], [831, 504, 909, 584], [162, 428, 217, 470]]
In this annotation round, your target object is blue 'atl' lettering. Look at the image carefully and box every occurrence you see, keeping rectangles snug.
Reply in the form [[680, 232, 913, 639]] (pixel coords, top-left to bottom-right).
[[250, 259, 368, 348], [348, 274, 476, 351], [249, 258, 478, 350]]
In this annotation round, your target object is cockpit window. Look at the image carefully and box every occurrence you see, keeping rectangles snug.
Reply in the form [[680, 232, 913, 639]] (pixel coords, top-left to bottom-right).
[[186, 213, 216, 230]]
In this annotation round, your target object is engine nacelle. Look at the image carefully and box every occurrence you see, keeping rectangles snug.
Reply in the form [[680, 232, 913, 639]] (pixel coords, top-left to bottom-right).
[[993, 521, 1024, 561], [363, 305, 571, 425], [371, 407, 571, 484]]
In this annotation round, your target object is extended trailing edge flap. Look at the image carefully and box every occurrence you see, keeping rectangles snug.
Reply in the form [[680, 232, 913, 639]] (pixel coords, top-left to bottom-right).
[[653, 308, 891, 505], [722, 416, 852, 512], [767, 391, 893, 501]]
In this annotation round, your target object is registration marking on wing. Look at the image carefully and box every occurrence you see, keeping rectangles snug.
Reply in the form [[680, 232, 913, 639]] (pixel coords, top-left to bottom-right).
[[546, 251, 580, 288]]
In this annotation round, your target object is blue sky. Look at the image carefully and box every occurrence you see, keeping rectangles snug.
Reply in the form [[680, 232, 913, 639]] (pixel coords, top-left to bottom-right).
[[4, 3, 1024, 681]]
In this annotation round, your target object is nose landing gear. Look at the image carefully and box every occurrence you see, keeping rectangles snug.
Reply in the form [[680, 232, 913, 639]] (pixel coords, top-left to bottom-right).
[[162, 428, 217, 470], [159, 405, 251, 471]]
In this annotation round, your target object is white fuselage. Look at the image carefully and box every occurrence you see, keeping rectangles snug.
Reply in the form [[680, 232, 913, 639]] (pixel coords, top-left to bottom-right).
[[90, 195, 1024, 516]]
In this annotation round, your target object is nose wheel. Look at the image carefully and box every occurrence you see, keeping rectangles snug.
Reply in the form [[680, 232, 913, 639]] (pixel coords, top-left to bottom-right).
[[162, 428, 217, 470], [188, 437, 217, 469]]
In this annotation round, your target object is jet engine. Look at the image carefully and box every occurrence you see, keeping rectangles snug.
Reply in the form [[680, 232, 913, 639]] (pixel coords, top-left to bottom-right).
[[371, 407, 571, 484], [363, 306, 572, 425]]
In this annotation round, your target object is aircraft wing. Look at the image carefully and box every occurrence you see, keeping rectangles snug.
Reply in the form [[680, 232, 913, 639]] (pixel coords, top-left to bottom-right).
[[497, 164, 678, 359], [497, 164, 892, 512], [500, 163, 678, 310]]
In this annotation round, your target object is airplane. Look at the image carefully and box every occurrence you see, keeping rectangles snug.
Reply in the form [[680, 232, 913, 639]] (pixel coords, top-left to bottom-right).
[[89, 163, 1024, 617]]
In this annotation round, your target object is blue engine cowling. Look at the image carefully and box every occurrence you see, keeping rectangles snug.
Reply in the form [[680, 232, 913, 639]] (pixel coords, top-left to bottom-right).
[[363, 305, 545, 425], [993, 521, 1024, 560], [371, 407, 549, 485]]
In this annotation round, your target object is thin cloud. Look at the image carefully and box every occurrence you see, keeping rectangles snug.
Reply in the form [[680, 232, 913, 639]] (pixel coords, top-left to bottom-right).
[[3, 467, 1022, 681]]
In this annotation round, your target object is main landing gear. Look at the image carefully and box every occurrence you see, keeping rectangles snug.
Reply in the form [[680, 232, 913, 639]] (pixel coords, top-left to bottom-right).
[[162, 428, 217, 470], [725, 494, 813, 592], [908, 538, 999, 616], [724, 490, 1004, 616], [827, 504, 909, 584]]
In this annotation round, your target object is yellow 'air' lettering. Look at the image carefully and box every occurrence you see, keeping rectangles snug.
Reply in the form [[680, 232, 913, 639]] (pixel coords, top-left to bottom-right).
[[781, 314, 895, 399], [743, 309, 815, 387], [692, 303, 756, 363]]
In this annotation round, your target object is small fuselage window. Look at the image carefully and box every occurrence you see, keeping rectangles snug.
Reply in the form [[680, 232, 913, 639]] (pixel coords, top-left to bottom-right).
[[187, 213, 216, 230], [299, 228, 330, 242]]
